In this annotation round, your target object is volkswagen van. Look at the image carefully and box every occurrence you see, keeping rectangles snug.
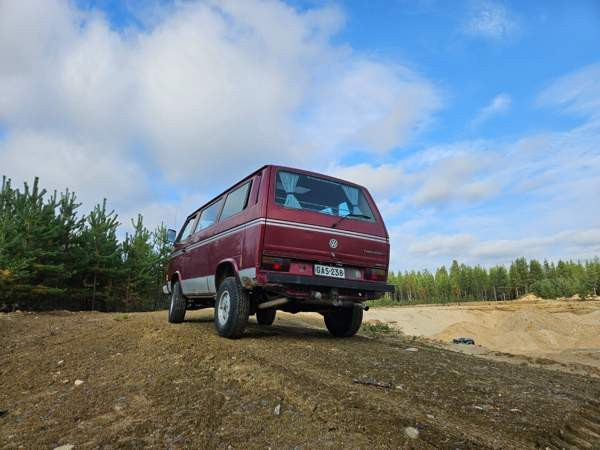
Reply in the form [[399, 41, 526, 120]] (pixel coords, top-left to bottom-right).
[[164, 165, 393, 338]]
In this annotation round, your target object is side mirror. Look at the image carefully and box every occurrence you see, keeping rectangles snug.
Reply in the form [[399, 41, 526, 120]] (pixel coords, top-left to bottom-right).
[[167, 228, 177, 244]]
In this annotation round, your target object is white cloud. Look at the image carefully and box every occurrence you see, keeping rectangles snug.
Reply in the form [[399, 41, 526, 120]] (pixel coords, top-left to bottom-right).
[[464, 0, 518, 40], [304, 62, 440, 154], [0, 130, 149, 212], [328, 163, 410, 199], [472, 93, 511, 126], [538, 63, 600, 118], [408, 234, 477, 258], [413, 153, 499, 205], [0, 0, 441, 209], [328, 147, 500, 213], [407, 228, 600, 263]]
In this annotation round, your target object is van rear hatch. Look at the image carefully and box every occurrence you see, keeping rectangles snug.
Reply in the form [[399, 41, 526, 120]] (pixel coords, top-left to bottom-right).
[[263, 168, 389, 270]]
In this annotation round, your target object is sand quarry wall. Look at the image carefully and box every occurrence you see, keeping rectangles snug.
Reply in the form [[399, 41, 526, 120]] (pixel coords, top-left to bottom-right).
[[365, 295, 600, 357]]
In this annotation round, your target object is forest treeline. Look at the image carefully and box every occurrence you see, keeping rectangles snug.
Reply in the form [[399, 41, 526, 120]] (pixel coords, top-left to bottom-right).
[[387, 257, 600, 304], [0, 176, 171, 312]]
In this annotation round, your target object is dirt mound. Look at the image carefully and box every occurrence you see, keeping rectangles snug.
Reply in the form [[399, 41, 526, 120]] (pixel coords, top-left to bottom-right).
[[515, 293, 543, 303], [433, 308, 600, 355], [366, 298, 600, 368]]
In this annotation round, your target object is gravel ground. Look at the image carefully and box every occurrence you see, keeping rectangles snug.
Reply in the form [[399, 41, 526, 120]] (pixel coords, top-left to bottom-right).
[[1, 309, 600, 449]]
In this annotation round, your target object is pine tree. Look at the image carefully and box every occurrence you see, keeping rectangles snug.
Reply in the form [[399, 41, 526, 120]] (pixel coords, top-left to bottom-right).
[[121, 215, 155, 311], [528, 259, 544, 287], [150, 223, 173, 309], [434, 266, 451, 300], [80, 199, 121, 310], [449, 260, 461, 298]]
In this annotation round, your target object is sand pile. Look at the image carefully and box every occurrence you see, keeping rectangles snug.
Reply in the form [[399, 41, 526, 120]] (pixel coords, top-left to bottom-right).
[[366, 299, 600, 362], [433, 309, 600, 355], [515, 293, 543, 303]]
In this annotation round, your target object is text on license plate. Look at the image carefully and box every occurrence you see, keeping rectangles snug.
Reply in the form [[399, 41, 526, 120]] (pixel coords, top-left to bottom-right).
[[314, 264, 345, 278]]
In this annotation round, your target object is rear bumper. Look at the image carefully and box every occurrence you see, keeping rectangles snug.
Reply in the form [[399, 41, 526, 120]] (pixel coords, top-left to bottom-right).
[[266, 272, 395, 293]]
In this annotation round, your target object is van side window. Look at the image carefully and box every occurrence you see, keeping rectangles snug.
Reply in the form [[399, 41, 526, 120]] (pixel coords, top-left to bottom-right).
[[177, 215, 197, 242], [220, 182, 251, 221], [197, 198, 224, 231]]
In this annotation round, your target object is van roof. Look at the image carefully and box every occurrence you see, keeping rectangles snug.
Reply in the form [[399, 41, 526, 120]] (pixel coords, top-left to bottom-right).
[[184, 164, 366, 221]]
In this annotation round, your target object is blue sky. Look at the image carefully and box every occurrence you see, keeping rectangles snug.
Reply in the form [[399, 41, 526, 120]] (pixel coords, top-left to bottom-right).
[[1, 0, 599, 270]]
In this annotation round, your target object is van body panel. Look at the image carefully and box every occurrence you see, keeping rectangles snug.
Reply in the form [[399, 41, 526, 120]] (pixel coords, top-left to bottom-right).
[[166, 165, 393, 301]]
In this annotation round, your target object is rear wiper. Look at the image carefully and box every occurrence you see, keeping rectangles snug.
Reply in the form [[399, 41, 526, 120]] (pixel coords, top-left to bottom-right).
[[332, 213, 372, 228]]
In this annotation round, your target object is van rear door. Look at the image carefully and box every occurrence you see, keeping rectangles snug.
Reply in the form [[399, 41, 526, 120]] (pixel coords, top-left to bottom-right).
[[262, 167, 389, 269]]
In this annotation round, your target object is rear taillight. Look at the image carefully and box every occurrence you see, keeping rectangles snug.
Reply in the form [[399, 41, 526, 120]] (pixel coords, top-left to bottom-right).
[[261, 256, 290, 271], [364, 268, 386, 281]]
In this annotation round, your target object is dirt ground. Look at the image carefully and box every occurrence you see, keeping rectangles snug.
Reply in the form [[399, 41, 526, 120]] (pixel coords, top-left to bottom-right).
[[2, 308, 600, 449], [365, 296, 600, 377]]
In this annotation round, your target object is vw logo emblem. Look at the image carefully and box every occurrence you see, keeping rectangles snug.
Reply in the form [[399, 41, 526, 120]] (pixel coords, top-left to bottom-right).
[[329, 238, 338, 249]]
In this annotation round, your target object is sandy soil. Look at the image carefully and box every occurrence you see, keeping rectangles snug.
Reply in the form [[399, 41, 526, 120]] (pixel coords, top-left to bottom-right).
[[365, 296, 600, 374], [2, 308, 600, 449]]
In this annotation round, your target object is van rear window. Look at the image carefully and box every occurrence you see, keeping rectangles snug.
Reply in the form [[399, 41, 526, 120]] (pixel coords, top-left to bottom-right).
[[275, 170, 374, 221]]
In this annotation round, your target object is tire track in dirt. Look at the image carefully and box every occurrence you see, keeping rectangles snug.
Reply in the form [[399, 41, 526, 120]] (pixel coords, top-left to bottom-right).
[[541, 399, 600, 449]]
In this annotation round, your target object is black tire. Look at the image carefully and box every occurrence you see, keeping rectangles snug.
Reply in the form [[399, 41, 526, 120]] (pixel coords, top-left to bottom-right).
[[168, 280, 186, 323], [214, 277, 250, 339], [256, 308, 276, 326], [324, 307, 363, 337]]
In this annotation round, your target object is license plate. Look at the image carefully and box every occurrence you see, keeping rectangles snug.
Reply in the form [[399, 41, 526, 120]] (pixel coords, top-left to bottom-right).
[[314, 264, 345, 278]]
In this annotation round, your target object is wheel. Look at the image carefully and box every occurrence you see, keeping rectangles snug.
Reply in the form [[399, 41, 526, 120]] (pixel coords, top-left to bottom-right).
[[168, 280, 186, 323], [324, 307, 363, 337], [214, 277, 250, 339], [256, 308, 276, 326]]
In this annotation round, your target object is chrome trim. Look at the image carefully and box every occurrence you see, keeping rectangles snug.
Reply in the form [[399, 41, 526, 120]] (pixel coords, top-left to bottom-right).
[[265, 219, 388, 243], [170, 218, 266, 258], [168, 216, 388, 260]]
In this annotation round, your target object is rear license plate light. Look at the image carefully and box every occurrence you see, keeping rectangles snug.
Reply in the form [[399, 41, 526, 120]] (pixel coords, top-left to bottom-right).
[[261, 256, 290, 271]]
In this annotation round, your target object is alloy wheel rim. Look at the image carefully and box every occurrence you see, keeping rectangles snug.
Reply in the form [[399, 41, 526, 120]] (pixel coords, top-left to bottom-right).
[[218, 290, 231, 325]]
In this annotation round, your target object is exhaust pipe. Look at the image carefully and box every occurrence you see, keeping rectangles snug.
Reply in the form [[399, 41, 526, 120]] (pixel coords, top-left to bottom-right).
[[305, 298, 369, 311], [258, 297, 289, 309]]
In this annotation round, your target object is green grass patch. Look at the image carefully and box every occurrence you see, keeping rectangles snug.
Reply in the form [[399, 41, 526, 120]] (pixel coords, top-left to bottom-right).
[[114, 313, 129, 321], [361, 321, 393, 337]]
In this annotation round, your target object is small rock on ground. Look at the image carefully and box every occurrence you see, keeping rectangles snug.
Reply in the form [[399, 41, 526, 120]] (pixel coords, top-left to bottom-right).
[[404, 426, 419, 439], [405, 347, 418, 352], [274, 404, 281, 416], [74, 380, 84, 386], [54, 445, 75, 450]]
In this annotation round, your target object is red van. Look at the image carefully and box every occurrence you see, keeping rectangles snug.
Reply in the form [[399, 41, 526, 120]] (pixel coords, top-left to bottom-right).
[[164, 165, 393, 338]]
